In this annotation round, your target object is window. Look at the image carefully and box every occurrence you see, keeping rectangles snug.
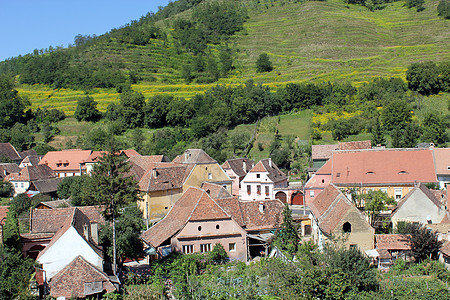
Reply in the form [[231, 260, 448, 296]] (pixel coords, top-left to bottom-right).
[[395, 188, 403, 200], [229, 243, 236, 252], [14, 183, 18, 187], [20, 183, 24, 188], [257, 185, 261, 195], [256, 174, 260, 178], [247, 185, 251, 195], [343, 222, 352, 233], [182, 245, 194, 254], [216, 224, 220, 230], [200, 243, 212, 253], [380, 188, 388, 194], [265, 186, 270, 196], [208, 173, 212, 180], [198, 226, 202, 231], [310, 190, 315, 198]]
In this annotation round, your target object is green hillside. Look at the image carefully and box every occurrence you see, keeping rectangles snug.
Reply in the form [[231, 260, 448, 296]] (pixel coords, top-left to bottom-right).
[[7, 0, 449, 115]]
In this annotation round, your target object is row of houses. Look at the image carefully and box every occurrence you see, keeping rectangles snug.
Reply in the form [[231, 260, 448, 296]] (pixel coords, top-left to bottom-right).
[[2, 142, 450, 298]]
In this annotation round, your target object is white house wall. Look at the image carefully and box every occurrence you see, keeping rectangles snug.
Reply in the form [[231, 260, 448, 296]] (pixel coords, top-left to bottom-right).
[[37, 227, 102, 280], [392, 189, 446, 227], [240, 172, 274, 201]]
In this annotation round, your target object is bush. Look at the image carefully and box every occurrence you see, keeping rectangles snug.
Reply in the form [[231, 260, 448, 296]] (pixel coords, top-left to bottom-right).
[[438, 0, 450, 19], [256, 53, 273, 73]]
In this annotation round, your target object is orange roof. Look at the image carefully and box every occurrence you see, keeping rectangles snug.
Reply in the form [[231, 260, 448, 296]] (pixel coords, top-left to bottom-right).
[[376, 234, 411, 250], [331, 148, 436, 186], [433, 148, 450, 175], [39, 150, 92, 171], [0, 206, 9, 225]]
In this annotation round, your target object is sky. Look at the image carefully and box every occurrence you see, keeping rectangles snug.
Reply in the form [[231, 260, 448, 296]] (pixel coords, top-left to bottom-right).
[[0, 0, 171, 62]]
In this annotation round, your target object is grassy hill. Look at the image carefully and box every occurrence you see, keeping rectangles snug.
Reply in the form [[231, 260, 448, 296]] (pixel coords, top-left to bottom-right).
[[13, 0, 449, 116]]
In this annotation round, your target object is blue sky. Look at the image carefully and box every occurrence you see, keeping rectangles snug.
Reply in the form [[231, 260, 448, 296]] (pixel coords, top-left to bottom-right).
[[0, 0, 171, 61]]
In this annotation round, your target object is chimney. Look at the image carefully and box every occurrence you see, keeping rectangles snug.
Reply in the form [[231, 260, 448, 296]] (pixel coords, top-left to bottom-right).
[[268, 158, 272, 168], [91, 223, 99, 244], [83, 224, 90, 241], [259, 203, 265, 214], [243, 160, 247, 172], [185, 150, 191, 161]]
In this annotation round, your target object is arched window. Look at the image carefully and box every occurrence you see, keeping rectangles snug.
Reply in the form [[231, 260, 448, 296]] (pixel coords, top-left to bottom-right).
[[343, 222, 351, 233]]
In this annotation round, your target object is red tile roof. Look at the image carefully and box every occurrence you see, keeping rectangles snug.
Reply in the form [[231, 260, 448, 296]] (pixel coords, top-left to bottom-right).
[[441, 241, 450, 257], [49, 256, 116, 298], [331, 148, 437, 186], [39, 150, 92, 172], [309, 184, 362, 235], [141, 187, 207, 247], [37, 208, 103, 260], [433, 148, 450, 176], [190, 192, 230, 221], [128, 155, 170, 170], [376, 234, 411, 250], [311, 141, 371, 160], [138, 164, 186, 192], [85, 149, 141, 164], [30, 206, 104, 234], [0, 206, 9, 225], [239, 200, 284, 231]]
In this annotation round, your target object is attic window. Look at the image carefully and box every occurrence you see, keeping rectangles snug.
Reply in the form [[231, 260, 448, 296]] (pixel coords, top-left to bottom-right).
[[198, 226, 202, 231], [343, 222, 352, 233], [398, 171, 408, 175], [366, 171, 375, 175], [336, 173, 341, 177]]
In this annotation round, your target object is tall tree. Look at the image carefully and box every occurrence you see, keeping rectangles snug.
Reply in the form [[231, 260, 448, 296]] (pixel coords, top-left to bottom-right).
[[358, 190, 395, 227], [0, 75, 30, 129], [256, 53, 273, 73], [90, 145, 140, 275], [74, 96, 102, 122], [275, 204, 300, 256]]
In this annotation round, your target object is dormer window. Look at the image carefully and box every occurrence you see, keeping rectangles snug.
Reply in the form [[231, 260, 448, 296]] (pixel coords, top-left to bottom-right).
[[256, 174, 260, 178], [398, 171, 408, 175], [336, 173, 341, 177], [366, 171, 375, 175]]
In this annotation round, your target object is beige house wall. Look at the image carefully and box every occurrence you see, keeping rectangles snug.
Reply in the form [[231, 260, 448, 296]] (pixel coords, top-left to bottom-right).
[[356, 186, 413, 200], [183, 164, 232, 194], [172, 219, 247, 261], [138, 188, 183, 221]]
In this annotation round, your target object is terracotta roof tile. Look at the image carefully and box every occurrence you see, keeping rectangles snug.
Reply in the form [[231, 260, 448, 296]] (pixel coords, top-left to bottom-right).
[[39, 150, 92, 172], [309, 184, 358, 235], [441, 241, 450, 257], [311, 144, 339, 160], [222, 158, 254, 178], [49, 256, 116, 298], [376, 234, 411, 250], [37, 199, 72, 209], [141, 187, 205, 247], [338, 140, 372, 151], [332, 148, 437, 186], [138, 164, 186, 192], [190, 192, 230, 221], [20, 155, 41, 166], [0, 206, 9, 225], [215, 197, 245, 227], [238, 200, 284, 231], [85, 149, 142, 164], [0, 143, 21, 161], [433, 148, 450, 175], [30, 206, 104, 234]]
